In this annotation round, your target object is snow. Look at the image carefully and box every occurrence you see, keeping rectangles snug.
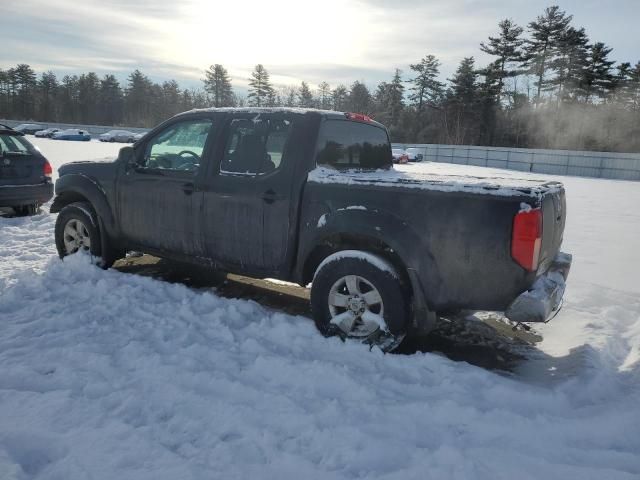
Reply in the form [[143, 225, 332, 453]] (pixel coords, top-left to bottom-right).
[[0, 138, 639, 479], [308, 165, 564, 200], [314, 249, 400, 282]]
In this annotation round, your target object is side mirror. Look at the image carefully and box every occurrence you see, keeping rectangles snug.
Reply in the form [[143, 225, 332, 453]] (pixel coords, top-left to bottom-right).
[[118, 146, 136, 167]]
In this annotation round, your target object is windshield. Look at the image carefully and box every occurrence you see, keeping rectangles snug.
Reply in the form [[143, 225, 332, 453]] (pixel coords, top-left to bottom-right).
[[0, 133, 39, 156]]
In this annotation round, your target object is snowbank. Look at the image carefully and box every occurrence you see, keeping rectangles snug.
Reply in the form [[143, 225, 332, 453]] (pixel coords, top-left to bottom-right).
[[0, 140, 638, 479]]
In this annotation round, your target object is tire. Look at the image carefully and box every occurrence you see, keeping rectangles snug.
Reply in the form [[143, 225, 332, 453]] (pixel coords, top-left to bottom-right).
[[54, 201, 120, 269], [310, 250, 409, 351], [12, 204, 39, 216]]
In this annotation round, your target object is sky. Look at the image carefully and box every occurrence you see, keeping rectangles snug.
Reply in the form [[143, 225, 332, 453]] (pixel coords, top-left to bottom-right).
[[2, 0, 639, 94]]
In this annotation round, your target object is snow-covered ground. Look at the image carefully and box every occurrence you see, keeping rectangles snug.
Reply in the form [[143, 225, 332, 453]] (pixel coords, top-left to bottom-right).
[[0, 138, 638, 479]]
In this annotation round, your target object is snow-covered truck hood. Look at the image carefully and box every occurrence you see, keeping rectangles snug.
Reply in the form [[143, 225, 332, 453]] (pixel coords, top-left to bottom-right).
[[57, 157, 118, 176], [308, 166, 564, 201]]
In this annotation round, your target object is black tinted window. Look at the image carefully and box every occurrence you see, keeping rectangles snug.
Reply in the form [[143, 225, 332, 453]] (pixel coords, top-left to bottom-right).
[[220, 117, 292, 176], [316, 120, 391, 170], [0, 134, 38, 156]]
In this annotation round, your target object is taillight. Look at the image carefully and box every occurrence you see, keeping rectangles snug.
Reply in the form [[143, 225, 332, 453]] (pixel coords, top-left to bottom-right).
[[43, 160, 53, 179], [345, 112, 372, 122], [512, 208, 542, 271]]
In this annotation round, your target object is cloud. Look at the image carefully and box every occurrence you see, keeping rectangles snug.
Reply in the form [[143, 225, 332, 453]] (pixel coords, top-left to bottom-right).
[[2, 0, 638, 92]]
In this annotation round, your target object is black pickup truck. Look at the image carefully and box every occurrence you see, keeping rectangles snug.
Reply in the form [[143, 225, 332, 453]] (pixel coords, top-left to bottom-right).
[[51, 108, 571, 350]]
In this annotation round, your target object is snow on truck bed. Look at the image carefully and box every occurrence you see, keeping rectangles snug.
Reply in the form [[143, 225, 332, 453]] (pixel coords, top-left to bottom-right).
[[0, 138, 639, 479], [309, 164, 563, 199]]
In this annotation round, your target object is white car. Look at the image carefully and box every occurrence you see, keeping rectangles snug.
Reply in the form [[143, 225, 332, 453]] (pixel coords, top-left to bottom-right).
[[405, 147, 424, 162], [132, 132, 147, 141], [99, 130, 136, 143], [35, 128, 61, 138]]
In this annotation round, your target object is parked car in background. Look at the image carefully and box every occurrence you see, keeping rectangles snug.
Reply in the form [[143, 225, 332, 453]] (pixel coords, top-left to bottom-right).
[[99, 130, 136, 143], [14, 123, 44, 135], [391, 148, 409, 164], [405, 147, 424, 162], [35, 128, 61, 138], [52, 129, 91, 141], [0, 124, 53, 215], [133, 132, 147, 141], [51, 108, 570, 352]]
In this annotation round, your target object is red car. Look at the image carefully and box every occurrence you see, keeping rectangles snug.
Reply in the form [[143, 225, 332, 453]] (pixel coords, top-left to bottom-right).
[[392, 148, 409, 164]]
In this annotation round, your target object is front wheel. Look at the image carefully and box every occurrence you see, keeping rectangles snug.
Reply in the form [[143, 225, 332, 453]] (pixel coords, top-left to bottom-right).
[[310, 250, 409, 352], [54, 202, 120, 269]]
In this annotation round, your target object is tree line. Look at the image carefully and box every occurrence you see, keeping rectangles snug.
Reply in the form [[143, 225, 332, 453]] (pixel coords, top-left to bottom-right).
[[1, 5, 639, 152]]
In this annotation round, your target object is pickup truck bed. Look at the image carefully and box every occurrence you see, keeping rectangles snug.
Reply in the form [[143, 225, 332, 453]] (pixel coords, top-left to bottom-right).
[[301, 166, 567, 314]]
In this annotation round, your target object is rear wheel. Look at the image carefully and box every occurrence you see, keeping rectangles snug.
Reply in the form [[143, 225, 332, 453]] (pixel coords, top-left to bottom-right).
[[12, 204, 39, 216], [310, 250, 409, 352], [54, 202, 120, 269]]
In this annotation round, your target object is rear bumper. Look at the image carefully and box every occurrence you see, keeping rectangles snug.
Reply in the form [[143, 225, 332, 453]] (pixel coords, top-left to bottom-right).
[[0, 182, 54, 207], [505, 252, 572, 323]]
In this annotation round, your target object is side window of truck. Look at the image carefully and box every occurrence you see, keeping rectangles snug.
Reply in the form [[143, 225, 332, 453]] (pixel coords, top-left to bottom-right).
[[220, 117, 292, 176], [316, 120, 392, 170], [140, 119, 213, 173]]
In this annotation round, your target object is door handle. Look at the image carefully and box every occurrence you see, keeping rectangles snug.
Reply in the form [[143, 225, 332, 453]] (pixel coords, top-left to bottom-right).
[[262, 189, 279, 204], [182, 182, 194, 195]]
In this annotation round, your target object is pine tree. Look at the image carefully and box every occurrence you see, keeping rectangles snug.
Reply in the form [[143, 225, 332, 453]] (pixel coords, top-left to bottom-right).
[[347, 81, 372, 114], [203, 64, 234, 107], [12, 64, 37, 119], [58, 75, 79, 123], [408, 55, 444, 111], [98, 74, 123, 125], [387, 69, 405, 124], [317, 81, 331, 109], [77, 72, 100, 123], [549, 26, 589, 102], [374, 70, 405, 127], [628, 62, 640, 111], [444, 57, 480, 143], [37, 71, 58, 121], [480, 19, 524, 104], [125, 69, 153, 126], [298, 81, 314, 107], [331, 84, 348, 111], [247, 64, 274, 107], [523, 6, 572, 104], [581, 42, 615, 102]]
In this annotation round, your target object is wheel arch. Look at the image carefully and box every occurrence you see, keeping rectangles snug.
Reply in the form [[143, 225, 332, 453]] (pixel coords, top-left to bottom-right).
[[50, 174, 118, 239], [297, 213, 439, 334]]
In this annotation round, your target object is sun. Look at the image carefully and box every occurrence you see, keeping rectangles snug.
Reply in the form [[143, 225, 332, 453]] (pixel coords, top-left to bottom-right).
[[160, 0, 372, 86]]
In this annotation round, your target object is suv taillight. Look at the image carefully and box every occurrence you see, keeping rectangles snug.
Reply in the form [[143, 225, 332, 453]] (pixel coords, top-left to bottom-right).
[[512, 208, 542, 271], [43, 160, 53, 179]]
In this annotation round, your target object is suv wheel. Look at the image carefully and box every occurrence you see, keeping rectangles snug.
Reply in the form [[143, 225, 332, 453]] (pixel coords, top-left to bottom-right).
[[12, 204, 39, 216], [310, 250, 408, 352], [54, 201, 119, 269]]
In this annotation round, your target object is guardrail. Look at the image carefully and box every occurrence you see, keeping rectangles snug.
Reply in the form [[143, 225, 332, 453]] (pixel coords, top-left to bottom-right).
[[392, 143, 640, 181], [0, 119, 150, 138]]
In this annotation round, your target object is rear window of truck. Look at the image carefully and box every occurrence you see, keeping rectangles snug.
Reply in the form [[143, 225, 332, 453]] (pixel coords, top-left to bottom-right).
[[316, 120, 392, 170]]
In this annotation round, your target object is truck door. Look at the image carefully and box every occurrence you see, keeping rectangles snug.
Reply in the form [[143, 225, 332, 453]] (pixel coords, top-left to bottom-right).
[[117, 115, 216, 256], [201, 113, 298, 275]]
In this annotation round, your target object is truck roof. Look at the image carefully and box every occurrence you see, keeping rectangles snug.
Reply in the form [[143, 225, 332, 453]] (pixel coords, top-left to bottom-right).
[[181, 107, 386, 128]]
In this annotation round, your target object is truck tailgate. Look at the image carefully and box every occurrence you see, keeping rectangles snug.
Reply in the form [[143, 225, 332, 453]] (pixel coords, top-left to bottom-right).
[[538, 186, 567, 275]]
